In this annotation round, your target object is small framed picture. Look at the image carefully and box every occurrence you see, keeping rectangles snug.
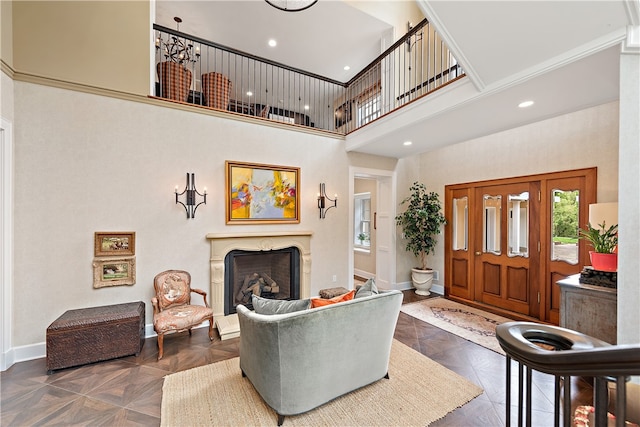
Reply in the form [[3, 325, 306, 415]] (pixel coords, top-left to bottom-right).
[[94, 232, 135, 257], [93, 257, 136, 288]]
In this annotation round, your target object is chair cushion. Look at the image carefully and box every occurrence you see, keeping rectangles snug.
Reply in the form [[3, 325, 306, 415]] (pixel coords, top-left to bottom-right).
[[153, 305, 213, 333], [155, 271, 192, 309], [252, 295, 310, 315]]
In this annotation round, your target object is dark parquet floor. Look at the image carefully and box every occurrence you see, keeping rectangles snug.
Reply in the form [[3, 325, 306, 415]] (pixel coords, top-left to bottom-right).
[[0, 290, 594, 426]]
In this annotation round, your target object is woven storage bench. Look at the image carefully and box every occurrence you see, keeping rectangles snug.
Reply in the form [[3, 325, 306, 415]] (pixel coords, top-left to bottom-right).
[[46, 301, 145, 373]]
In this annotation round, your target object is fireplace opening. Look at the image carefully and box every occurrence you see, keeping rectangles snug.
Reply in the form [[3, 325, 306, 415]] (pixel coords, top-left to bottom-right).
[[224, 247, 300, 315]]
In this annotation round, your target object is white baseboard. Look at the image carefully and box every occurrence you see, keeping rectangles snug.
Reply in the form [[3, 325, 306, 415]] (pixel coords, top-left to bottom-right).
[[353, 269, 374, 279], [3, 323, 166, 371], [395, 280, 444, 296], [7, 341, 45, 366]]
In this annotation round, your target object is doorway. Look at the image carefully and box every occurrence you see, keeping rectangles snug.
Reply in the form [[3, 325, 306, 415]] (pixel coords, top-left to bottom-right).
[[445, 168, 596, 323], [349, 167, 396, 290]]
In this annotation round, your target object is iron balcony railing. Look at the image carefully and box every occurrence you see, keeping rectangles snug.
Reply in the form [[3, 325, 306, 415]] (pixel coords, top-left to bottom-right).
[[152, 18, 464, 134]]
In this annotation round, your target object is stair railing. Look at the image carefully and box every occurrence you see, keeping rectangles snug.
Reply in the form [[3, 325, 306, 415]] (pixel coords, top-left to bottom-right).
[[496, 321, 640, 427]]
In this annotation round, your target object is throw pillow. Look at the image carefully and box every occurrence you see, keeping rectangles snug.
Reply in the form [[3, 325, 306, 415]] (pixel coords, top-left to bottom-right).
[[355, 278, 378, 298], [251, 295, 310, 315], [310, 289, 356, 308]]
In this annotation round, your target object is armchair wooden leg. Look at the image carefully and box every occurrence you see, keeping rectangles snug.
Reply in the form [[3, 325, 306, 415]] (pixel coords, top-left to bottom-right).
[[157, 333, 164, 360], [277, 413, 285, 426], [208, 317, 214, 341]]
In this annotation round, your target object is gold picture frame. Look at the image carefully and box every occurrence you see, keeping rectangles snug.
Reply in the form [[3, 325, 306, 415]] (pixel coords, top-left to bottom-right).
[[92, 257, 136, 288], [94, 232, 135, 257], [225, 161, 300, 224]]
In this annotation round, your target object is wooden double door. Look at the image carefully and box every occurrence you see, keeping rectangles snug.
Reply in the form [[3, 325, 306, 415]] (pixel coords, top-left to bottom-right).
[[444, 168, 596, 323]]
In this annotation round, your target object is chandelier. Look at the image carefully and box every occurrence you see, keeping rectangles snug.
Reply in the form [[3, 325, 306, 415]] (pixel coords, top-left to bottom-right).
[[265, 0, 318, 12], [156, 17, 200, 65]]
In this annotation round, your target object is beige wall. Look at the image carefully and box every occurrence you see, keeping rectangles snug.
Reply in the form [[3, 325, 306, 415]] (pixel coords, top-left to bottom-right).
[[348, 151, 398, 171], [1, 1, 13, 69], [12, 80, 351, 347], [12, 1, 149, 95], [346, 0, 424, 40], [412, 101, 619, 285]]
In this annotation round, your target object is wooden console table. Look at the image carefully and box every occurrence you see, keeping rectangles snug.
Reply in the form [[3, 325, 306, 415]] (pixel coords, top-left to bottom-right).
[[557, 274, 617, 344]]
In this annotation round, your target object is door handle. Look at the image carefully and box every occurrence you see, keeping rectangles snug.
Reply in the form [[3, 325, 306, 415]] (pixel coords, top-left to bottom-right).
[[475, 251, 482, 256]]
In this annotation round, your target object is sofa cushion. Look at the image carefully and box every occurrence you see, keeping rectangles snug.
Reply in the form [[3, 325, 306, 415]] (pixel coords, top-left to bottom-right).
[[311, 290, 356, 308], [355, 278, 378, 298], [251, 295, 310, 315]]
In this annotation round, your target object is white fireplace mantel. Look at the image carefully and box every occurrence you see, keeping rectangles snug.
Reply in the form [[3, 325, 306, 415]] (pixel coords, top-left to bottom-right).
[[206, 231, 312, 339]]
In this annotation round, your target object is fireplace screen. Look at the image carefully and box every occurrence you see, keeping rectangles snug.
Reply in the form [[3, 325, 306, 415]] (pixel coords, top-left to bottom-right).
[[224, 247, 300, 315]]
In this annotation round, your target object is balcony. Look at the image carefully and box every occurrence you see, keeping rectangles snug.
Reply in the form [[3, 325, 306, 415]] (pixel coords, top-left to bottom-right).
[[152, 19, 465, 135]]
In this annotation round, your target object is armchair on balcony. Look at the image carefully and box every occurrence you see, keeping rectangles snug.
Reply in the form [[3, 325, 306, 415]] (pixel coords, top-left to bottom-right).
[[151, 270, 214, 360], [202, 72, 232, 110]]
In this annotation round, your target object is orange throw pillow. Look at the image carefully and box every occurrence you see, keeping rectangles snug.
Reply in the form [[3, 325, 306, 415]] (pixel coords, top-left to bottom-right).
[[311, 290, 356, 308]]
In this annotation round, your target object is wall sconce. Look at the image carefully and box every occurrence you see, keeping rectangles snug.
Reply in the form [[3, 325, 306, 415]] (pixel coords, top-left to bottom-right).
[[175, 173, 206, 219], [317, 183, 337, 219]]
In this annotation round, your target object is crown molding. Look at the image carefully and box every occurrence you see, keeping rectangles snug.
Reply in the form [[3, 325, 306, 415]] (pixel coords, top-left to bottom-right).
[[3, 70, 342, 139], [622, 25, 640, 54], [0, 60, 15, 79], [415, 0, 486, 91]]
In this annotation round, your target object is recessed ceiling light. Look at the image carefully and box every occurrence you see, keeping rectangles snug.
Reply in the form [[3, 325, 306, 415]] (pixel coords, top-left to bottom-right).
[[403, 141, 412, 146], [268, 39, 277, 47], [304, 105, 310, 110], [518, 100, 534, 108], [343, 65, 350, 71], [246, 91, 253, 96]]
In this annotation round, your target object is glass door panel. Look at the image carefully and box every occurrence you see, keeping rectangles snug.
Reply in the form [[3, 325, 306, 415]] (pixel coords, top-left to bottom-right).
[[508, 192, 529, 257], [483, 195, 501, 255], [551, 189, 579, 264], [452, 196, 468, 251]]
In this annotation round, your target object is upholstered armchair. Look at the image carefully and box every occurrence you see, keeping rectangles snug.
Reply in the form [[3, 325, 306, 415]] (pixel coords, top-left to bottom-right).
[[151, 270, 214, 360]]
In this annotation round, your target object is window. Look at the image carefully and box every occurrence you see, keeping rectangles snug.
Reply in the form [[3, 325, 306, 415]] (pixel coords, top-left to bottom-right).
[[357, 94, 380, 126], [354, 193, 371, 249], [356, 80, 381, 127]]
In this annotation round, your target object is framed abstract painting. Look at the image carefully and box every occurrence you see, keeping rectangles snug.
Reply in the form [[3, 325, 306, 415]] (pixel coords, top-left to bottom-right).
[[225, 161, 300, 224]]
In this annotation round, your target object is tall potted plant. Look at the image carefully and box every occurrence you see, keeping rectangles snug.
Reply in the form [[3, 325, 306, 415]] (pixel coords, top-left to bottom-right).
[[395, 182, 447, 295], [579, 222, 618, 272]]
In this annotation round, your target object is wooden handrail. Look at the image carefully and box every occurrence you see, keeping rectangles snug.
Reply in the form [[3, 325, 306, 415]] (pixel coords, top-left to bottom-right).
[[496, 322, 640, 427]]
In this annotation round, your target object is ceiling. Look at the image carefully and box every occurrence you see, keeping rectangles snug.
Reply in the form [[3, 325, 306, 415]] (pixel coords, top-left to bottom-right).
[[155, 0, 393, 82], [156, 0, 640, 159]]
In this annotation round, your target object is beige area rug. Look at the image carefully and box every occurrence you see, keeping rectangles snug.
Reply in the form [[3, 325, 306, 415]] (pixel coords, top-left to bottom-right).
[[161, 339, 483, 426], [400, 297, 513, 355]]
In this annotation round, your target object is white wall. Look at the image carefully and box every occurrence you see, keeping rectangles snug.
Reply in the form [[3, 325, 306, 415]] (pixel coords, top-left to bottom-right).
[[11, 81, 351, 349]]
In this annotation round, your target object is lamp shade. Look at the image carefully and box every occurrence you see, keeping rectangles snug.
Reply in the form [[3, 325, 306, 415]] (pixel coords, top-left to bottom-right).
[[588, 202, 618, 228]]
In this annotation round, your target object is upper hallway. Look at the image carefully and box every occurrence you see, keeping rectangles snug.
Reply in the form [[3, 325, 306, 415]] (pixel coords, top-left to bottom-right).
[[2, 1, 639, 159]]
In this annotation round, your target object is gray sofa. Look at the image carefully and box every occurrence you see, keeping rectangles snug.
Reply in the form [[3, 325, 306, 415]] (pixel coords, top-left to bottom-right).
[[237, 289, 403, 425]]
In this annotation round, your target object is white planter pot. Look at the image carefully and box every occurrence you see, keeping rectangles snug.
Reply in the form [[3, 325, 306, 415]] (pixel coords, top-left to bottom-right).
[[411, 268, 434, 296]]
